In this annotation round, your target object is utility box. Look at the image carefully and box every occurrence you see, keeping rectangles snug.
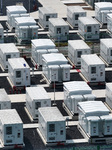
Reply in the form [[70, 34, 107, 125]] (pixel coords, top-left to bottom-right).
[[42, 53, 70, 83], [78, 16, 100, 40], [31, 39, 56, 65], [0, 24, 4, 43], [95, 2, 112, 24], [6, 5, 27, 28], [49, 18, 69, 41], [0, 109, 23, 146], [81, 54, 105, 83], [0, 43, 20, 70], [100, 38, 112, 65], [8, 58, 30, 87], [38, 107, 66, 143], [26, 87, 51, 120], [38, 7, 57, 28], [63, 81, 96, 114], [78, 101, 110, 137], [67, 6, 86, 28], [106, 83, 112, 109], [68, 40, 91, 67], [107, 13, 112, 33], [0, 89, 11, 110], [15, 17, 39, 43], [60, 64, 71, 81]]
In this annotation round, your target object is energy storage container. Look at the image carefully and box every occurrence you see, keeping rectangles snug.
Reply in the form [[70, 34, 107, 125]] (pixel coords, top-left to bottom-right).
[[42, 53, 69, 82], [38, 107, 66, 143], [107, 13, 112, 33], [0, 24, 4, 43], [6, 5, 27, 28], [68, 40, 91, 66], [8, 58, 30, 87], [63, 81, 95, 114], [0, 43, 20, 70], [95, 2, 112, 24], [0, 89, 11, 110], [67, 6, 86, 27], [38, 7, 57, 28], [100, 38, 112, 65], [0, 109, 23, 146], [49, 18, 69, 41], [81, 54, 105, 82], [26, 87, 51, 120], [106, 83, 112, 109], [78, 16, 100, 40]]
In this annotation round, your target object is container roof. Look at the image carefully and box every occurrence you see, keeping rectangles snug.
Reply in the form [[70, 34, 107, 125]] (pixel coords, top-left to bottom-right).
[[68, 40, 91, 49], [0, 89, 10, 102], [49, 18, 69, 26], [67, 6, 86, 13], [106, 82, 112, 90], [0, 24, 3, 29], [86, 116, 100, 121], [0, 43, 19, 53], [31, 39, 55, 48], [42, 53, 67, 63], [0, 109, 22, 124], [6, 5, 27, 13], [81, 54, 105, 65], [107, 13, 112, 18], [95, 2, 112, 9], [39, 7, 57, 14], [63, 81, 92, 92], [26, 87, 50, 100], [39, 107, 65, 122], [8, 58, 30, 69], [78, 101, 109, 114], [79, 16, 99, 25], [15, 17, 36, 25], [100, 115, 112, 120], [101, 38, 112, 48]]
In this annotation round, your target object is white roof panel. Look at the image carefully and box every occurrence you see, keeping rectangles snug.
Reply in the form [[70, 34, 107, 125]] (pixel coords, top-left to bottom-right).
[[39, 7, 57, 14], [0, 89, 10, 102], [101, 38, 112, 48], [67, 6, 86, 13], [68, 40, 91, 49], [79, 16, 99, 25], [100, 115, 112, 120], [87, 116, 100, 121], [81, 54, 105, 65], [39, 107, 65, 122], [95, 2, 112, 9], [0, 43, 19, 53], [6, 5, 27, 13], [26, 87, 50, 100], [49, 18, 69, 26], [106, 83, 112, 90], [78, 101, 109, 114], [0, 109, 22, 124], [15, 17, 36, 25]]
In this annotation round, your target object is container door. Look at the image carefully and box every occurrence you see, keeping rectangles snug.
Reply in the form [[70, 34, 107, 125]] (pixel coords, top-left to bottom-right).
[[15, 70, 22, 86], [47, 123, 57, 142], [5, 125, 14, 145], [91, 122, 99, 136], [35, 101, 41, 118], [56, 122, 65, 142], [62, 68, 70, 81], [50, 68, 58, 82], [90, 66, 97, 82]]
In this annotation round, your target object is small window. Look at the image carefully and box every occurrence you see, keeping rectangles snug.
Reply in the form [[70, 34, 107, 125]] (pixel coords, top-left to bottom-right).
[[49, 124, 55, 132], [87, 26, 91, 32], [77, 51, 82, 58], [16, 71, 21, 78], [75, 14, 79, 20], [46, 16, 50, 21], [57, 28, 61, 34], [35, 102, 41, 109], [6, 127, 12, 135], [6, 55, 11, 61], [91, 67, 96, 74], [111, 50, 112, 56]]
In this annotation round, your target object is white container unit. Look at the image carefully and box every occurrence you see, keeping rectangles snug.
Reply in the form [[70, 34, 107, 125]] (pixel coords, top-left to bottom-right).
[[26, 87, 51, 120], [8, 58, 30, 87], [0, 109, 23, 146], [42, 53, 70, 82], [0, 24, 4, 43], [106, 83, 112, 109], [15, 17, 38, 42], [38, 7, 57, 28], [31, 39, 56, 65], [95, 2, 112, 24], [81, 54, 105, 83], [67, 6, 86, 27], [107, 13, 112, 33], [78, 101, 110, 137], [0, 43, 20, 70], [100, 38, 112, 65], [0, 89, 11, 110], [68, 40, 91, 66], [78, 17, 100, 40], [6, 5, 27, 28], [49, 18, 69, 41], [63, 81, 96, 114], [38, 107, 66, 143]]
